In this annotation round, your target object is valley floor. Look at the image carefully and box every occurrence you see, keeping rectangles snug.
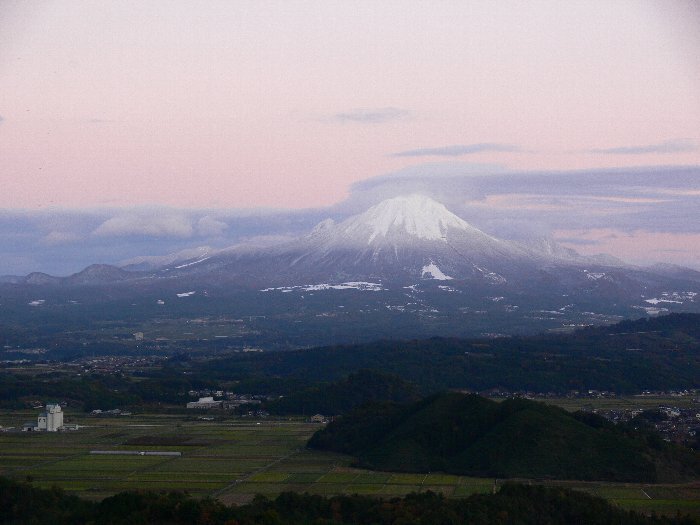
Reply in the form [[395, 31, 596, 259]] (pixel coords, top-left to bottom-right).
[[0, 411, 698, 517]]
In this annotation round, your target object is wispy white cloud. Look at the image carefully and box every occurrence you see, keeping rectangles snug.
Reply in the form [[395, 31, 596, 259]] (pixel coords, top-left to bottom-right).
[[331, 107, 410, 124], [393, 143, 518, 157], [93, 213, 194, 238], [589, 139, 698, 155], [196, 216, 228, 236], [41, 231, 81, 245], [0, 207, 324, 275]]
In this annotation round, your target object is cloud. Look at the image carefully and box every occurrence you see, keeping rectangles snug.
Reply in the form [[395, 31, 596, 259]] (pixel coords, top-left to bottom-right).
[[393, 143, 518, 157], [196, 216, 228, 236], [0, 206, 327, 275], [42, 231, 81, 245], [2, 164, 700, 275], [93, 213, 194, 238], [343, 164, 700, 242], [331, 107, 410, 124], [590, 139, 699, 155]]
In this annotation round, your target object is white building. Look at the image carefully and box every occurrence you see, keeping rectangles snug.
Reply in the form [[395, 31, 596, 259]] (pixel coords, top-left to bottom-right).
[[186, 396, 222, 409], [37, 403, 64, 431]]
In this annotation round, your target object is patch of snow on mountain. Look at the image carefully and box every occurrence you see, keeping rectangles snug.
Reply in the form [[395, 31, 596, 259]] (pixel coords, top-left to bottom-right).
[[422, 262, 452, 280], [261, 282, 384, 292], [645, 298, 682, 305], [28, 299, 45, 306], [648, 291, 697, 303], [176, 291, 196, 298], [634, 305, 668, 316], [304, 282, 384, 291], [473, 264, 506, 284], [120, 246, 212, 270], [585, 271, 606, 281], [174, 257, 211, 269], [484, 272, 506, 284], [386, 305, 407, 311]]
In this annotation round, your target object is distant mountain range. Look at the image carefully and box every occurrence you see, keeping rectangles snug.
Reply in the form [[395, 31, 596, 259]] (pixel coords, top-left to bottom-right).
[[1, 195, 698, 345]]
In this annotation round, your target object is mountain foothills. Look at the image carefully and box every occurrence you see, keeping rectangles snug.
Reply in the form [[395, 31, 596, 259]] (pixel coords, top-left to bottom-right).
[[1, 195, 699, 346], [1, 314, 698, 412], [308, 392, 700, 483], [199, 313, 700, 395], [266, 368, 421, 415]]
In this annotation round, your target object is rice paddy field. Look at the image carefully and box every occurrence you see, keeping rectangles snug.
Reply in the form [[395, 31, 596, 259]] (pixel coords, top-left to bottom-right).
[[0, 410, 698, 517]]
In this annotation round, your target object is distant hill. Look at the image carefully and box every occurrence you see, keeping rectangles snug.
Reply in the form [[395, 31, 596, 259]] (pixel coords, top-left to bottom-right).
[[201, 313, 700, 393], [267, 369, 420, 415], [308, 392, 700, 482]]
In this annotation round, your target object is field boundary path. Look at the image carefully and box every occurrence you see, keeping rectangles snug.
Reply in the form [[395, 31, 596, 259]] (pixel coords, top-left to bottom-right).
[[212, 447, 302, 498]]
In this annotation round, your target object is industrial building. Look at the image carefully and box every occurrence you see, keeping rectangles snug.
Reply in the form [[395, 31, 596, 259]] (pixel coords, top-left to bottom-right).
[[186, 396, 222, 409], [23, 403, 65, 431]]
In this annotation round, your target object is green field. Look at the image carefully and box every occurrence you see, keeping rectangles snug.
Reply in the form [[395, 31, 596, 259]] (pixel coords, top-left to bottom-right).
[[0, 410, 698, 516]]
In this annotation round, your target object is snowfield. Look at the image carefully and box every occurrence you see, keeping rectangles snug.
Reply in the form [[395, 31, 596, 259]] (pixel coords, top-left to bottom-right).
[[261, 282, 385, 292], [421, 262, 453, 280]]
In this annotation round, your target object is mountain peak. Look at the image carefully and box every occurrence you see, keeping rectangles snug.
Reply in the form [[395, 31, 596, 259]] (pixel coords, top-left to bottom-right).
[[343, 194, 477, 243]]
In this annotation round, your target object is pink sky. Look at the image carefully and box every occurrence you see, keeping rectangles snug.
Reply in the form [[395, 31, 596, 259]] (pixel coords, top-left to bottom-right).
[[553, 228, 700, 269], [1, 0, 699, 210]]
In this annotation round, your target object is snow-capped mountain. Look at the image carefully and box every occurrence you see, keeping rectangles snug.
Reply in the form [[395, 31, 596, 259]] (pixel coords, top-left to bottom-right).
[[280, 195, 533, 282], [331, 194, 496, 245], [15, 194, 691, 289], [146, 194, 617, 286], [4, 194, 699, 346]]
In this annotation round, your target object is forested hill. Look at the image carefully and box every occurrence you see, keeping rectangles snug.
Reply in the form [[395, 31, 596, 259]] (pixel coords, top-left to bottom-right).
[[308, 392, 700, 482], [266, 369, 420, 415], [200, 313, 700, 393]]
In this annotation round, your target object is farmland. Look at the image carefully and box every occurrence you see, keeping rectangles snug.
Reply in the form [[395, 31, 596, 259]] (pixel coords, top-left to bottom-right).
[[0, 411, 698, 517]]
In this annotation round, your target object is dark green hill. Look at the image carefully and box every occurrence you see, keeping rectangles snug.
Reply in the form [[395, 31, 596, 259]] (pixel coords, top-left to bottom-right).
[[308, 392, 700, 482], [267, 369, 420, 415]]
